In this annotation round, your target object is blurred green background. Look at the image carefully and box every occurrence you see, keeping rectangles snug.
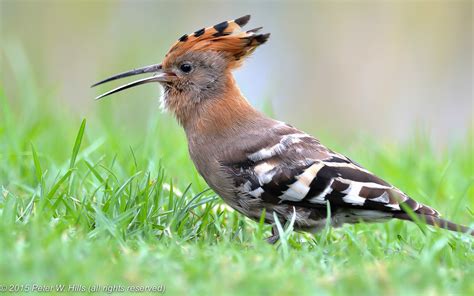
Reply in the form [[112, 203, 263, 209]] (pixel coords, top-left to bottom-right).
[[1, 2, 473, 295], [2, 0, 472, 145]]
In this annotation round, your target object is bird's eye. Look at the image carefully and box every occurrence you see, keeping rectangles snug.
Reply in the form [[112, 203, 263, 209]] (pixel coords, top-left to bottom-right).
[[179, 63, 193, 73]]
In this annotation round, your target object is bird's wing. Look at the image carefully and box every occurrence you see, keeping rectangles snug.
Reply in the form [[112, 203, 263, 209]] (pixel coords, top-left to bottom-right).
[[225, 122, 438, 216]]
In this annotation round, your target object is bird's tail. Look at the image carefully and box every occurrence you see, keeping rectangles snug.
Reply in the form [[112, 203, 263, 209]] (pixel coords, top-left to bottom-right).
[[394, 213, 474, 236]]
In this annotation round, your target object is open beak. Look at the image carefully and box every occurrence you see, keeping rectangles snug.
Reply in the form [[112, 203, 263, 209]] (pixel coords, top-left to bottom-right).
[[91, 63, 174, 100]]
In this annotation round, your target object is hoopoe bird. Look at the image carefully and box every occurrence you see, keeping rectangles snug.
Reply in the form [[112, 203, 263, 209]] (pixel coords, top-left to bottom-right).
[[93, 15, 473, 242]]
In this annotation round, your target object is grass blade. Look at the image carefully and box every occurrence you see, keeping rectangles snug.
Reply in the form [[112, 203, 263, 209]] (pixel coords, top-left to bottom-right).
[[30, 143, 42, 182], [69, 118, 86, 169]]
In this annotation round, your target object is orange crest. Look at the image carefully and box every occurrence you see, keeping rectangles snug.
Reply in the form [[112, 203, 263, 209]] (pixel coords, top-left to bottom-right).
[[164, 15, 269, 68]]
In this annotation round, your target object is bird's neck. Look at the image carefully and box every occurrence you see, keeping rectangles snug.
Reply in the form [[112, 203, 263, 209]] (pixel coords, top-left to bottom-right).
[[180, 75, 262, 137]]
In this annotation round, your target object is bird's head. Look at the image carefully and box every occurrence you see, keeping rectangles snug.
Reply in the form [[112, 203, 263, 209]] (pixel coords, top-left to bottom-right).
[[93, 15, 269, 126]]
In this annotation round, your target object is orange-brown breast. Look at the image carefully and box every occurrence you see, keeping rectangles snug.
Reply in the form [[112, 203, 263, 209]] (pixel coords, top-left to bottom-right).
[[191, 76, 260, 135]]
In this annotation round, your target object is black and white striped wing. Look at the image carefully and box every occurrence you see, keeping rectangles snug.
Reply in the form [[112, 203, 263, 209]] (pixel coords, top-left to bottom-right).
[[227, 130, 438, 217]]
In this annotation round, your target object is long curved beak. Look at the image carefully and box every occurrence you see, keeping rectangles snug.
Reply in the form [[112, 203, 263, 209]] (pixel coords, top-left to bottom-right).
[[91, 63, 173, 100]]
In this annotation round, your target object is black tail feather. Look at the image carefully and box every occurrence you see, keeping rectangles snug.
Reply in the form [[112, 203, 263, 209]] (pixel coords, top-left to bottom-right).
[[394, 213, 474, 236]]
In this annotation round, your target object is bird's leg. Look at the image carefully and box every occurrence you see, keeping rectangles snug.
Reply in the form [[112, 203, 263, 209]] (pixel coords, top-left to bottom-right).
[[266, 225, 280, 244]]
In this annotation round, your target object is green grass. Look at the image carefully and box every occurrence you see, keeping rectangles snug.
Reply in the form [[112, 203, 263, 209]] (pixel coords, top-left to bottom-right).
[[1, 48, 473, 296]]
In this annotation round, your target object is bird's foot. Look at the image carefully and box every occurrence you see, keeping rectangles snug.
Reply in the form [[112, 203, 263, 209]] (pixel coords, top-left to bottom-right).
[[265, 225, 280, 244]]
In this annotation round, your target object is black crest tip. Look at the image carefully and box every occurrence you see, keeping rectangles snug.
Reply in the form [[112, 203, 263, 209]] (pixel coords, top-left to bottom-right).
[[235, 15, 251, 27], [213, 21, 229, 33], [255, 33, 270, 44], [247, 27, 263, 34], [194, 28, 205, 37]]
